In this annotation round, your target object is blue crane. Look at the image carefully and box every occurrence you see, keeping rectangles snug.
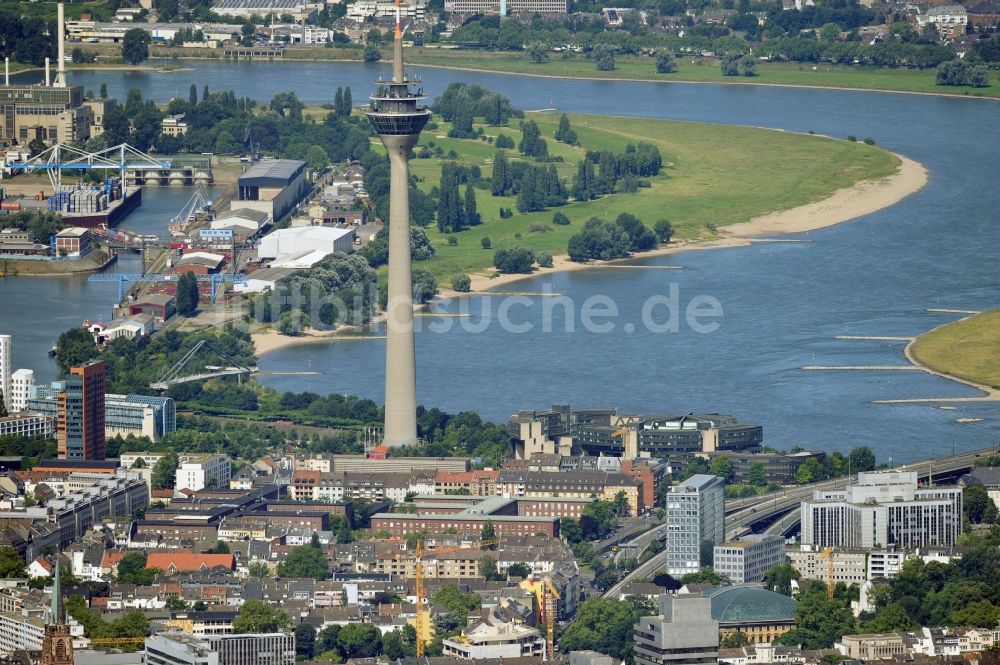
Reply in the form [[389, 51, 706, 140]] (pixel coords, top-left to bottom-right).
[[88, 272, 248, 303]]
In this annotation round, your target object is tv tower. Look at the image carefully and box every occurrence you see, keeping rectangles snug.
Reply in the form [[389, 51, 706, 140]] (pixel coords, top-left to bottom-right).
[[365, 2, 430, 446]]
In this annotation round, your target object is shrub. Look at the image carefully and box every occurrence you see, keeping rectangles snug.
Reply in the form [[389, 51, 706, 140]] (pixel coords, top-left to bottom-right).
[[451, 274, 471, 292], [847, 135, 857, 142], [493, 246, 536, 273], [536, 251, 553, 268], [552, 212, 571, 226], [528, 223, 550, 233], [863, 137, 876, 145], [481, 237, 492, 249], [447, 236, 458, 246]]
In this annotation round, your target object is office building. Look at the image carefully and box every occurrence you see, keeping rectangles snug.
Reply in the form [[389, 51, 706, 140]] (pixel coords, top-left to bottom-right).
[[443, 0, 568, 13], [9, 369, 34, 412], [800, 471, 963, 549], [633, 594, 719, 665], [104, 394, 176, 441], [0, 335, 10, 413], [665, 474, 725, 577], [57, 360, 106, 461], [713, 535, 785, 584], [786, 546, 868, 585], [145, 632, 295, 665]]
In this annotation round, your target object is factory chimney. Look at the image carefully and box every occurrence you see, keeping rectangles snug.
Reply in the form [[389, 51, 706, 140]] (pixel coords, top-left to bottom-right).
[[45, 57, 51, 86], [54, 3, 67, 87], [4, 57, 8, 86]]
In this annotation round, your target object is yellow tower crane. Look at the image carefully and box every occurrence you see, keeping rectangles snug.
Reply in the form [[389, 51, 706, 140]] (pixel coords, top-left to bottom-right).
[[817, 546, 835, 599], [521, 575, 561, 660], [399, 538, 499, 657]]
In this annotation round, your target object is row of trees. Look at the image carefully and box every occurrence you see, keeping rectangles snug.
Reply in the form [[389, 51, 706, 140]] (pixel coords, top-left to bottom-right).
[[567, 214, 662, 262], [574, 143, 663, 201], [437, 164, 482, 232]]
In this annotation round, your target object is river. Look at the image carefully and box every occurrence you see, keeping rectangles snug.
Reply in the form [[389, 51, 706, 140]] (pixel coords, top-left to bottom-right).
[[2, 61, 998, 459]]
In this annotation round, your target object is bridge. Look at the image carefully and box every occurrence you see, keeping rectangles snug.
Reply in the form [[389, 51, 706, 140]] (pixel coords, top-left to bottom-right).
[[150, 339, 257, 391], [600, 445, 993, 599]]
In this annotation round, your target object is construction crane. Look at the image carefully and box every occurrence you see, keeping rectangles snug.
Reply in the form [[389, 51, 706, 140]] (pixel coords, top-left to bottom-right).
[[87, 272, 248, 303], [519, 575, 561, 660], [611, 426, 638, 459], [817, 546, 835, 598], [398, 538, 499, 657]]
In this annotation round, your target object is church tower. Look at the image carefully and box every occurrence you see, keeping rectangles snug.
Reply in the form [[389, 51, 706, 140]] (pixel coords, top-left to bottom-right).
[[41, 561, 74, 665]]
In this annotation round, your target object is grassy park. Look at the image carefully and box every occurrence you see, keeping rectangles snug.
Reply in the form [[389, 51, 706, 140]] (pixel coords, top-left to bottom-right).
[[375, 111, 900, 281], [910, 309, 1000, 390], [406, 50, 1000, 100]]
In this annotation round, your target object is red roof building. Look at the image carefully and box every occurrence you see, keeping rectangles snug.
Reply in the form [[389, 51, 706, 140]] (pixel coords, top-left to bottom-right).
[[146, 551, 235, 574]]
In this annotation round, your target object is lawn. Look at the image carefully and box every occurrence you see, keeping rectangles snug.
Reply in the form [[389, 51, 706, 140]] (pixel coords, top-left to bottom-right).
[[406, 49, 1000, 100], [910, 308, 1000, 390], [378, 111, 900, 282]]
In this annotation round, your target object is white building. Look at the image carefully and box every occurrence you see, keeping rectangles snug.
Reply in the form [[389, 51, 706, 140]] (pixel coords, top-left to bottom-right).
[[9, 369, 34, 413], [346, 0, 426, 22], [145, 632, 295, 665], [442, 618, 546, 659], [176, 454, 232, 491], [258, 226, 354, 267], [0, 335, 11, 412], [665, 474, 725, 577], [233, 267, 299, 294], [0, 412, 54, 438], [713, 535, 785, 584], [633, 594, 720, 665], [786, 545, 868, 586], [800, 471, 963, 549]]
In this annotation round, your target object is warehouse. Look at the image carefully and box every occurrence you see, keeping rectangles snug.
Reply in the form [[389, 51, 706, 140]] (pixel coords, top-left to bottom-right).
[[235, 159, 308, 221], [258, 226, 354, 268]]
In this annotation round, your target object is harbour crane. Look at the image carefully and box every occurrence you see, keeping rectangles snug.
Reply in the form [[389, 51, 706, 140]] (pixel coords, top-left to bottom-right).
[[6, 143, 168, 197], [393, 538, 498, 657], [87, 272, 248, 304], [817, 546, 835, 598]]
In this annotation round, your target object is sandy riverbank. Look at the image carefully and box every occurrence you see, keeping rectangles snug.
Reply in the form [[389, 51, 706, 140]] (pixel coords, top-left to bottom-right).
[[252, 152, 926, 357], [900, 312, 1000, 402], [437, 153, 927, 298]]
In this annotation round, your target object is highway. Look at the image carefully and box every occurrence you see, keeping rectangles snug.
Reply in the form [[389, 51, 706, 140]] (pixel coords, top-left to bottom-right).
[[600, 445, 994, 600]]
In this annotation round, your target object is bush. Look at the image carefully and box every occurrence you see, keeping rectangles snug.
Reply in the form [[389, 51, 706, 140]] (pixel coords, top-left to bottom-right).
[[654, 219, 673, 243], [527, 223, 550, 233], [493, 246, 535, 273], [499, 208, 513, 219], [363, 44, 381, 62], [536, 251, 554, 268], [496, 134, 515, 149], [451, 274, 471, 292], [481, 236, 492, 249], [552, 212, 571, 226], [447, 236, 458, 246], [846, 135, 857, 142], [863, 137, 876, 145]]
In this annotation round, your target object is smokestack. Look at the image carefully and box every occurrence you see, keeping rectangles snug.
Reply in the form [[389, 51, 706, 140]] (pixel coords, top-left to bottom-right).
[[45, 57, 50, 86], [54, 3, 66, 87], [4, 57, 8, 86]]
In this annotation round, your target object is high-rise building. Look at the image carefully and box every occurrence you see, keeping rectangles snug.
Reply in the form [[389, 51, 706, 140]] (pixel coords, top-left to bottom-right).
[[57, 360, 106, 460], [365, 3, 430, 447], [665, 474, 725, 577], [10, 368, 35, 413], [800, 471, 963, 549], [0, 335, 11, 412], [633, 594, 719, 665]]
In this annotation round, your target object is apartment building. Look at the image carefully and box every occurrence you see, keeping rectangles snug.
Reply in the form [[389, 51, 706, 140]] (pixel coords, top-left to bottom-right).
[[9, 369, 34, 413], [497, 470, 641, 515], [176, 454, 232, 491], [634, 595, 719, 665], [0, 412, 54, 438], [145, 632, 295, 665]]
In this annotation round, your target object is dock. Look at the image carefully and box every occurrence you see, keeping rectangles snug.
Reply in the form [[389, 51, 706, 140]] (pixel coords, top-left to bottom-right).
[[803, 365, 921, 371], [835, 335, 914, 342]]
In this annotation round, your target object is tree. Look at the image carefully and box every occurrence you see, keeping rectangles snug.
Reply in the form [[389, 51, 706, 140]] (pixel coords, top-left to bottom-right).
[[862, 602, 918, 632], [518, 120, 548, 158], [481, 556, 501, 581], [479, 520, 498, 548], [382, 631, 404, 660], [528, 43, 549, 63], [656, 51, 678, 74], [451, 274, 471, 292], [491, 150, 509, 196], [721, 632, 752, 648], [711, 455, 732, 480], [480, 237, 491, 250], [363, 44, 381, 62], [536, 251, 553, 268], [848, 446, 877, 474], [964, 484, 991, 524], [493, 247, 535, 274], [117, 552, 157, 585], [779, 582, 856, 649], [744, 462, 768, 487], [296, 622, 317, 659], [122, 28, 151, 65], [796, 457, 823, 484], [553, 212, 571, 226], [654, 219, 673, 243], [189, 84, 198, 106], [55, 327, 98, 374], [593, 45, 615, 71], [277, 544, 330, 579], [464, 184, 481, 227], [151, 450, 179, 490], [507, 562, 532, 579], [100, 83, 108, 99], [247, 561, 270, 578], [175, 271, 199, 316], [581, 500, 618, 539], [233, 600, 290, 633], [0, 392, 7, 418], [496, 134, 515, 149], [559, 597, 654, 661], [342, 87, 352, 115], [680, 568, 729, 585], [554, 114, 577, 144], [317, 625, 341, 656], [0, 547, 26, 578], [337, 623, 382, 658], [764, 563, 799, 596]]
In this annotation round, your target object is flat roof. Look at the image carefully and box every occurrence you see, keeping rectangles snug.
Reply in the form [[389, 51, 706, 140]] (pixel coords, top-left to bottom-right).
[[239, 159, 306, 187], [371, 512, 557, 523], [133, 293, 175, 306]]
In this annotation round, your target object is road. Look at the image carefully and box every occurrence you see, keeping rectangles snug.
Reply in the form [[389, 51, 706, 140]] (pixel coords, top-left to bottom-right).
[[600, 445, 994, 599]]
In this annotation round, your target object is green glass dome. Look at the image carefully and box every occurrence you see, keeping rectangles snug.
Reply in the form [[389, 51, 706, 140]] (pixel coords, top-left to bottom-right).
[[706, 586, 797, 623]]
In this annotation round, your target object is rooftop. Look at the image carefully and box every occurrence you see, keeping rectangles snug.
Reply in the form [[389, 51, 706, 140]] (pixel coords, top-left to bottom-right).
[[704, 585, 797, 624]]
